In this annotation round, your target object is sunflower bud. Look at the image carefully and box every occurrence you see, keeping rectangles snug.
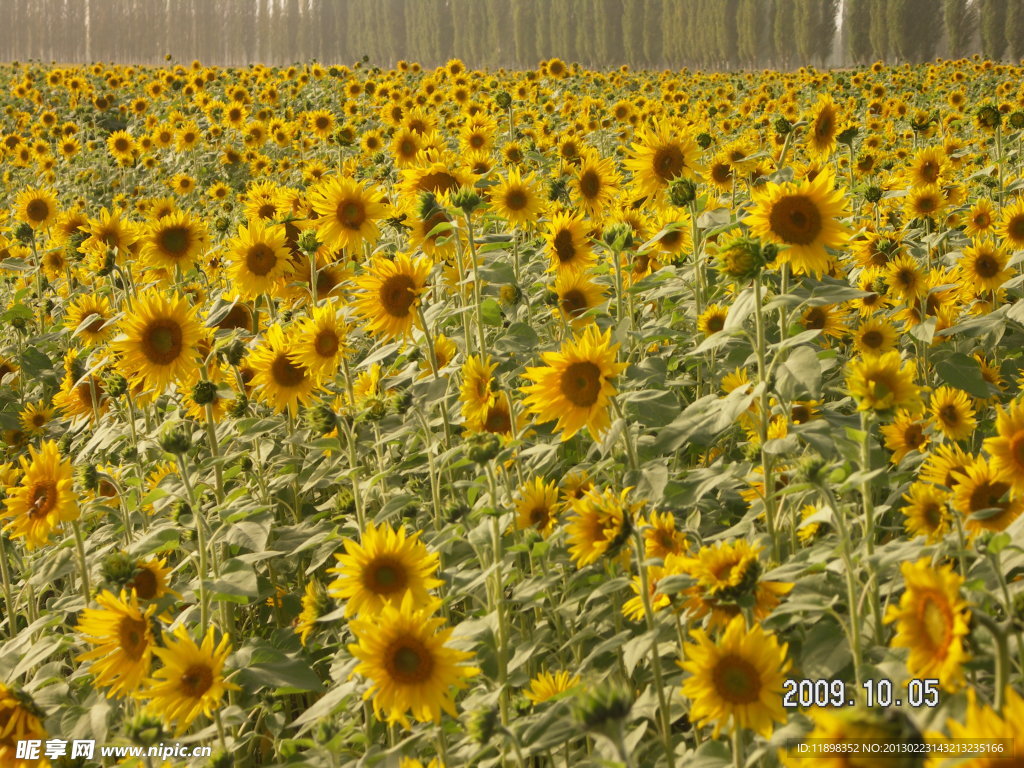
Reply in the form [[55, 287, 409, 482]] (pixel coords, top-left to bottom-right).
[[57, 434, 73, 455], [223, 338, 247, 367], [499, 283, 522, 306], [96, 248, 117, 277], [76, 463, 100, 492], [574, 681, 633, 734], [602, 222, 634, 251], [190, 379, 217, 407], [313, 718, 338, 746], [774, 117, 793, 136], [169, 499, 191, 524], [10, 315, 27, 332], [976, 104, 1001, 131], [837, 126, 858, 146], [14, 222, 34, 244], [363, 397, 387, 421], [716, 236, 766, 282], [452, 186, 482, 215], [214, 216, 231, 233], [207, 751, 233, 768], [103, 371, 129, 397], [416, 191, 442, 221], [495, 91, 512, 110], [306, 401, 337, 435], [667, 178, 697, 207], [695, 132, 713, 149], [100, 551, 137, 590], [863, 186, 883, 204], [389, 390, 413, 415], [795, 455, 829, 486], [227, 394, 248, 418], [126, 713, 165, 747], [336, 487, 355, 515], [547, 177, 568, 203], [445, 501, 470, 523], [467, 432, 502, 464], [467, 706, 499, 745], [298, 230, 320, 255], [158, 422, 191, 455]]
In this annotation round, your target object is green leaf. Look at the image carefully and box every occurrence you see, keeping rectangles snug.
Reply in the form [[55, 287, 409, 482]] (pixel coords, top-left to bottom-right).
[[934, 353, 993, 399], [480, 297, 503, 326], [777, 345, 822, 401]]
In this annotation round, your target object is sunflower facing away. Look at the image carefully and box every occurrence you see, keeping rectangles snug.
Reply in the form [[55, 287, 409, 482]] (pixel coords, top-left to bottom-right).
[[745, 169, 849, 276], [310, 175, 388, 254], [141, 624, 238, 735], [352, 253, 432, 341], [520, 324, 627, 441], [226, 219, 294, 299], [524, 670, 581, 705], [883, 558, 970, 690], [248, 323, 319, 414], [75, 589, 157, 698], [1, 439, 79, 550], [347, 592, 479, 729], [112, 291, 203, 393], [327, 520, 443, 618], [680, 615, 791, 738]]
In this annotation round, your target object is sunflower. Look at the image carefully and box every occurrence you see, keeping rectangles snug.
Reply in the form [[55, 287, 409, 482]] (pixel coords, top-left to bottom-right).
[[845, 351, 921, 413], [964, 197, 997, 238], [929, 386, 977, 441], [1, 439, 79, 550], [905, 146, 946, 188], [880, 410, 929, 463], [309, 176, 387, 254], [106, 130, 136, 163], [127, 556, 174, 601], [141, 625, 238, 736], [780, 708, 920, 768], [352, 253, 432, 341], [18, 401, 53, 436], [112, 291, 202, 393], [226, 219, 294, 300], [459, 354, 497, 428], [248, 324, 319, 414], [65, 293, 115, 345], [805, 96, 839, 160], [900, 482, 950, 543], [951, 456, 1023, 534], [679, 615, 790, 738], [571, 151, 619, 218], [641, 510, 688, 559], [745, 170, 849, 276], [960, 239, 1011, 293], [983, 398, 1024, 492], [398, 157, 474, 207], [680, 539, 792, 629], [552, 269, 606, 327], [624, 121, 699, 200], [544, 210, 595, 273], [520, 324, 627, 442], [564, 486, 637, 568], [288, 302, 349, 380], [524, 671, 581, 705], [905, 184, 945, 220], [488, 167, 544, 227], [851, 316, 898, 356], [623, 554, 688, 622], [140, 210, 209, 272], [0, 684, 48, 768], [347, 592, 479, 729], [513, 476, 560, 537], [327, 520, 442, 618], [697, 304, 729, 337], [936, 687, 1024, 768], [884, 253, 927, 302], [883, 558, 969, 690], [998, 197, 1024, 250], [14, 186, 59, 230], [295, 579, 335, 647], [75, 589, 157, 698], [919, 442, 972, 489]]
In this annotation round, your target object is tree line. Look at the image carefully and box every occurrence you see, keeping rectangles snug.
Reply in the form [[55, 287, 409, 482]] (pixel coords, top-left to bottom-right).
[[1, 0, 1022, 70]]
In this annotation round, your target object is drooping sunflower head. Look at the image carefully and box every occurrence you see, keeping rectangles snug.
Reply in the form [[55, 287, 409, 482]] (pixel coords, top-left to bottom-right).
[[564, 486, 639, 568], [295, 579, 336, 647], [327, 520, 443, 618], [112, 291, 203, 393]]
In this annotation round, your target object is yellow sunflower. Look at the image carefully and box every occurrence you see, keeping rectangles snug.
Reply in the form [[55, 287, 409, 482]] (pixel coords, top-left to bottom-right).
[[513, 476, 560, 537], [309, 176, 388, 254], [520, 324, 627, 441], [679, 615, 791, 738], [459, 354, 497, 429], [14, 186, 59, 230], [1, 439, 79, 550], [745, 169, 849, 276], [571, 151, 619, 218], [112, 291, 203, 393], [900, 482, 950, 543], [288, 301, 349, 380], [140, 211, 209, 272], [544, 210, 595, 273], [18, 400, 53, 436], [75, 589, 157, 698], [845, 351, 922, 413], [327, 520, 442, 618], [934, 687, 1024, 768], [983, 398, 1024, 492], [805, 96, 839, 160], [552, 269, 606, 327], [929, 386, 977, 441], [488, 167, 544, 227], [352, 253, 432, 341], [851, 316, 898, 356], [964, 197, 997, 238], [226, 219, 294, 300], [564, 486, 638, 568], [524, 670, 581, 705], [127, 556, 174, 601], [883, 558, 970, 690], [0, 684, 48, 768], [141, 625, 238, 736], [880, 410, 929, 463], [248, 323, 319, 414], [998, 197, 1024, 250], [347, 592, 479, 729], [951, 456, 1023, 534], [65, 293, 115, 345], [624, 121, 700, 200], [295, 579, 335, 647]]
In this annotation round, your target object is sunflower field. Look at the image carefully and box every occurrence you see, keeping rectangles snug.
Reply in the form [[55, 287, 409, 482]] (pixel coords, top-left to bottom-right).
[[1, 54, 1023, 768]]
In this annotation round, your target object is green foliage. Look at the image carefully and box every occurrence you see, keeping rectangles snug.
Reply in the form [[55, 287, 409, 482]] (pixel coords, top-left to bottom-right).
[[944, 0, 979, 59]]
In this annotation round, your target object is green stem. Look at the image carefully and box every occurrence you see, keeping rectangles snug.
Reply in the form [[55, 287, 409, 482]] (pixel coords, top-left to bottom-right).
[[821, 484, 863, 690], [973, 611, 1008, 712], [0, 534, 17, 637], [752, 276, 780, 562], [177, 453, 209, 631], [858, 410, 884, 644], [71, 519, 91, 604], [464, 211, 487, 354]]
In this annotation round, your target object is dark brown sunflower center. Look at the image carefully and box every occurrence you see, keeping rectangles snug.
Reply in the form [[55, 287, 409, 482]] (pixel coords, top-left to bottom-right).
[[129, 568, 158, 600], [706, 314, 726, 333], [560, 289, 588, 315], [217, 304, 252, 330], [559, 361, 602, 407], [315, 116, 330, 130], [804, 308, 826, 330], [365, 557, 408, 595], [159, 226, 191, 256], [180, 664, 213, 697], [861, 329, 884, 349], [974, 213, 990, 227], [1011, 434, 1024, 468], [579, 170, 601, 199], [246, 243, 277, 276], [652, 145, 685, 181], [399, 139, 417, 157], [916, 195, 938, 214], [768, 194, 823, 246], [968, 477, 1009, 511], [387, 640, 434, 684], [920, 161, 939, 183], [905, 424, 925, 448], [529, 506, 550, 527], [711, 163, 731, 183], [118, 616, 149, 660], [712, 654, 762, 704], [974, 253, 999, 279], [337, 200, 366, 230], [379, 274, 416, 318], [483, 404, 512, 434], [114, 138, 130, 152], [143, 320, 183, 365], [314, 330, 339, 358], [83, 313, 106, 333], [1008, 215, 1024, 241], [500, 188, 526, 213], [922, 502, 943, 530], [29, 481, 56, 516], [938, 404, 961, 427], [660, 230, 682, 249], [553, 229, 576, 263], [26, 199, 50, 222], [271, 354, 307, 388], [416, 171, 459, 194]]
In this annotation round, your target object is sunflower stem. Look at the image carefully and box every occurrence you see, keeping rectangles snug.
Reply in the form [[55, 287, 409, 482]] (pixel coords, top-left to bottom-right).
[[176, 453, 210, 632], [973, 611, 1008, 712], [632, 530, 675, 768], [0, 533, 18, 637], [985, 545, 1024, 681], [464, 210, 488, 355], [611, 397, 640, 474], [858, 409, 884, 644], [752, 275, 781, 562], [731, 726, 743, 768], [485, 463, 510, 725], [215, 709, 229, 753], [820, 483, 863, 690], [203, 403, 225, 505], [71, 519, 91, 604]]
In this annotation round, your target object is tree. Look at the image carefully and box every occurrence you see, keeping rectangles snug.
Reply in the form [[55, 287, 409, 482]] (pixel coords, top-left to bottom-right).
[[889, 0, 942, 62], [845, 0, 873, 65], [980, 0, 1008, 60], [773, 0, 797, 69], [943, 0, 978, 59], [1006, 2, 1024, 60], [868, 0, 890, 61]]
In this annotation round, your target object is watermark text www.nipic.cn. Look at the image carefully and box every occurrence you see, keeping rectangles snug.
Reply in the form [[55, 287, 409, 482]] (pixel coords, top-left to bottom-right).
[[15, 739, 213, 761]]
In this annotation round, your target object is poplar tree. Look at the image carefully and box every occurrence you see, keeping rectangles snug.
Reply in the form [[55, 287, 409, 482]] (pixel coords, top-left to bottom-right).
[[980, 0, 1008, 60], [943, 0, 978, 59], [845, 0, 872, 65], [1006, 2, 1024, 60]]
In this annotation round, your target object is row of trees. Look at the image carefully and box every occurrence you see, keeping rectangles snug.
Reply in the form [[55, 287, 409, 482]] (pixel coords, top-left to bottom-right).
[[1, 0, 1023, 71]]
